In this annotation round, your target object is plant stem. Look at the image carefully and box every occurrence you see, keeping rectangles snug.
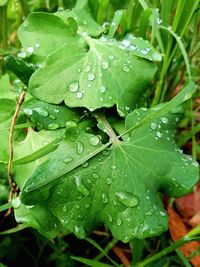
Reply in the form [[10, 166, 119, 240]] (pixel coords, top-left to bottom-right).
[[8, 90, 26, 201], [136, 225, 200, 267], [0, 5, 7, 50]]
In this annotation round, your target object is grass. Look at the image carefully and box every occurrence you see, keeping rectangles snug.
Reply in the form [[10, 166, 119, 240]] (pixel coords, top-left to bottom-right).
[[0, 0, 200, 266]]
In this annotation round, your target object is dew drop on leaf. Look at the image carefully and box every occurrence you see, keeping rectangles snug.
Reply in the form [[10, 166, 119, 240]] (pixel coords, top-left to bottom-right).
[[101, 61, 109, 69], [23, 108, 33, 116], [111, 165, 116, 170], [156, 131, 162, 138], [89, 136, 100, 146], [27, 46, 34, 53], [102, 193, 109, 204], [53, 108, 60, 113], [34, 107, 48, 117], [64, 157, 73, 164], [74, 225, 86, 239], [49, 114, 56, 120], [117, 218, 122, 226], [161, 117, 168, 124], [76, 91, 83, 99], [12, 197, 21, 208], [87, 73, 95, 81], [63, 205, 67, 212], [122, 39, 130, 47], [76, 141, 84, 154], [106, 177, 112, 185], [109, 55, 115, 60], [84, 65, 91, 72], [65, 120, 77, 128], [47, 123, 60, 130], [75, 176, 90, 196], [82, 161, 89, 168], [99, 85, 106, 93], [85, 204, 90, 209], [68, 81, 79, 92], [92, 173, 99, 179], [116, 192, 139, 207], [108, 214, 113, 222], [130, 45, 136, 51], [122, 65, 130, 72], [150, 122, 157, 130]]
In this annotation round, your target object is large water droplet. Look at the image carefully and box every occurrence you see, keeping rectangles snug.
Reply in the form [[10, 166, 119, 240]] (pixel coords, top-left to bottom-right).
[[87, 73, 95, 81], [74, 225, 86, 239], [34, 107, 48, 117], [116, 192, 139, 207], [76, 141, 84, 154], [89, 136, 100, 146], [102, 193, 109, 204], [47, 123, 59, 130], [23, 108, 33, 116], [156, 131, 162, 138], [150, 122, 157, 130], [75, 176, 90, 196], [68, 81, 79, 92], [161, 117, 168, 124]]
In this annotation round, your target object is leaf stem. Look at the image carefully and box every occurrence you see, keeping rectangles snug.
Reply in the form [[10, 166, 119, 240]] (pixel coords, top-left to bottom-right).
[[8, 90, 26, 201]]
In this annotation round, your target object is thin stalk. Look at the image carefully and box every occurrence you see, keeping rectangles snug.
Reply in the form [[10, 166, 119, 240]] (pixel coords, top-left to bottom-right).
[[0, 5, 8, 50], [19, 0, 29, 17], [191, 99, 197, 160], [94, 238, 118, 262], [0, 202, 13, 212]]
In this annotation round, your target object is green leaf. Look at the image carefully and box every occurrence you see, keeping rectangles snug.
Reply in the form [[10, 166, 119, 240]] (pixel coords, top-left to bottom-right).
[[0, 99, 15, 123], [13, 128, 65, 188], [18, 12, 77, 58], [22, 98, 79, 130], [15, 107, 198, 242], [29, 34, 158, 116], [71, 256, 114, 267]]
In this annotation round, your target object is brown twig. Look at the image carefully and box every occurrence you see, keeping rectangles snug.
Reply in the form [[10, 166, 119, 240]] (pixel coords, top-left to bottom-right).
[[112, 246, 131, 267], [8, 90, 26, 202]]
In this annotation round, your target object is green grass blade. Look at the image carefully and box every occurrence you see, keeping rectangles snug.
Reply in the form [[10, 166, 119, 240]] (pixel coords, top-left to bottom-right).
[[71, 256, 114, 267], [107, 10, 124, 39], [0, 225, 28, 235], [175, 249, 192, 267]]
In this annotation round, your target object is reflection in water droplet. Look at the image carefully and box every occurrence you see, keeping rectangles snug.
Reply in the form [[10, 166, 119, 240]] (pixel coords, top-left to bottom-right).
[[76, 141, 84, 154], [68, 81, 79, 92], [47, 123, 60, 130], [102, 193, 109, 204], [89, 136, 100, 146], [87, 73, 95, 81], [116, 192, 139, 207], [75, 176, 90, 196]]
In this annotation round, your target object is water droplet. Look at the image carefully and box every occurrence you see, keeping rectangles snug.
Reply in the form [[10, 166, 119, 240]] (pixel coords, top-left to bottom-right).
[[99, 85, 106, 93], [77, 214, 83, 220], [102, 193, 109, 204], [108, 214, 113, 222], [111, 165, 116, 170], [122, 65, 130, 72], [82, 161, 89, 168], [53, 108, 59, 113], [130, 45, 136, 51], [122, 39, 130, 47], [35, 43, 40, 48], [92, 173, 99, 179], [109, 55, 115, 60], [23, 108, 33, 116], [106, 177, 112, 185], [84, 65, 91, 72], [99, 97, 103, 102], [12, 197, 21, 208], [85, 204, 90, 208], [192, 161, 199, 167], [87, 73, 95, 81], [116, 192, 139, 207], [76, 141, 84, 154], [101, 61, 109, 69], [117, 218, 122, 226], [156, 131, 162, 138], [89, 136, 100, 146], [145, 195, 150, 200], [159, 211, 166, 216], [27, 46, 34, 53], [156, 18, 162, 24], [34, 107, 48, 117], [66, 120, 77, 128], [49, 114, 56, 120], [74, 225, 86, 239], [161, 117, 168, 124], [17, 51, 27, 58], [76, 91, 83, 99], [75, 176, 90, 196], [63, 205, 67, 212], [64, 157, 73, 164], [150, 122, 157, 130], [47, 123, 59, 130], [140, 48, 150, 55], [68, 81, 79, 92]]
